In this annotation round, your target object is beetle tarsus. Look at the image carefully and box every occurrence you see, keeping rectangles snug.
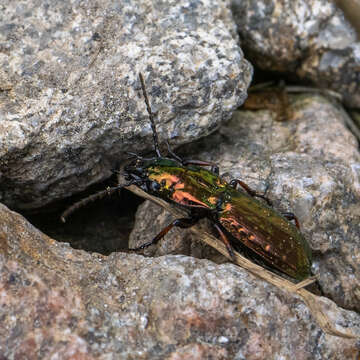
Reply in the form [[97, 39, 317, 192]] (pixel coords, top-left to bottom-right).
[[213, 223, 236, 262], [230, 179, 272, 206], [282, 212, 300, 229], [130, 217, 199, 251]]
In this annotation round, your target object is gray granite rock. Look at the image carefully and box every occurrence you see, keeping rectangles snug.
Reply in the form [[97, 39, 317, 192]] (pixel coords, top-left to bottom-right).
[[0, 0, 252, 210], [0, 203, 359, 359], [131, 94, 360, 312], [231, 0, 360, 108]]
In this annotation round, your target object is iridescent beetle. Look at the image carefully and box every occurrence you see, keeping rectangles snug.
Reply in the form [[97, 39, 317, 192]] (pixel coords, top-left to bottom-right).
[[62, 73, 312, 281]]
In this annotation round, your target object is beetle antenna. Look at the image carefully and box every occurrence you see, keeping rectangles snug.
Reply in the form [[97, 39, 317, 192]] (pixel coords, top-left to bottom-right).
[[60, 185, 123, 223], [139, 72, 161, 157]]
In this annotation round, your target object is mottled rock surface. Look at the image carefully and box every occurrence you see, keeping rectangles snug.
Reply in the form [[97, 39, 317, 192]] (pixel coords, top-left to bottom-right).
[[0, 0, 252, 210], [231, 0, 360, 107], [131, 94, 360, 313], [0, 203, 359, 359]]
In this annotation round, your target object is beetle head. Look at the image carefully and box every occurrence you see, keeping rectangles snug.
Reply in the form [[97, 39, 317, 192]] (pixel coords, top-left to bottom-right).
[[124, 156, 182, 194], [124, 157, 151, 181]]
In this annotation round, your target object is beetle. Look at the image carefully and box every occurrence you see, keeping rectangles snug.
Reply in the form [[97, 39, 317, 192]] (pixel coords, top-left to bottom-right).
[[61, 73, 312, 281]]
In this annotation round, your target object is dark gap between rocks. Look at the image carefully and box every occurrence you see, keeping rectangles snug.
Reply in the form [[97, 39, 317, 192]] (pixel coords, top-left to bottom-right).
[[250, 65, 312, 88], [23, 175, 144, 255]]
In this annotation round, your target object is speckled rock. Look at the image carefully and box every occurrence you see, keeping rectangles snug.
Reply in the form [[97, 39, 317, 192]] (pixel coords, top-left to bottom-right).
[[0, 0, 252, 210], [131, 94, 360, 313], [231, 0, 360, 108], [0, 203, 359, 359]]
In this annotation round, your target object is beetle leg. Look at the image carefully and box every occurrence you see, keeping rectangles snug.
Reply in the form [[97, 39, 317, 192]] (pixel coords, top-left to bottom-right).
[[182, 159, 219, 175], [213, 223, 236, 261], [230, 179, 272, 206], [282, 212, 300, 229], [129, 217, 199, 251]]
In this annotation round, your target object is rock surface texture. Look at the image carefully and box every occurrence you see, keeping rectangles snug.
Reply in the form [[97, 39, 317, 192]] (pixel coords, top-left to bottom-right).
[[0, 0, 251, 209], [131, 94, 360, 314], [0, 203, 359, 359], [1, 0, 360, 358], [231, 0, 360, 108]]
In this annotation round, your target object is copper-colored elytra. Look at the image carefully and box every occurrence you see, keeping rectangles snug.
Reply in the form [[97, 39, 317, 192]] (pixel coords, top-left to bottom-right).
[[208, 196, 217, 205], [172, 190, 209, 208]]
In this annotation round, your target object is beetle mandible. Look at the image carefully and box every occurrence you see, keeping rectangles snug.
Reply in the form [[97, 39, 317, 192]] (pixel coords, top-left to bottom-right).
[[61, 73, 312, 281]]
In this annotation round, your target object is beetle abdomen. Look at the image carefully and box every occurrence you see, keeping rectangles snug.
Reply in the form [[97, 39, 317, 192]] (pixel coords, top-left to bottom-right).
[[146, 160, 312, 280], [218, 190, 312, 280]]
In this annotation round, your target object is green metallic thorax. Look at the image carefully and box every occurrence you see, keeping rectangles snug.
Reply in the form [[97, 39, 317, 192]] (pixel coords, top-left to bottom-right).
[[146, 159, 227, 209]]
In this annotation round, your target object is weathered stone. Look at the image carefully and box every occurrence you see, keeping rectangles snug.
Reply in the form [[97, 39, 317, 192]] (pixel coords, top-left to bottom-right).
[[131, 94, 360, 312], [0, 0, 252, 210], [231, 0, 360, 107], [0, 203, 359, 359]]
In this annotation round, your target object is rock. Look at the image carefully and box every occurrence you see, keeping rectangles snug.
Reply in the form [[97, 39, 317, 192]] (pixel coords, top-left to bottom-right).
[[131, 94, 360, 313], [0, 203, 359, 359], [0, 0, 252, 210], [231, 0, 360, 108]]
